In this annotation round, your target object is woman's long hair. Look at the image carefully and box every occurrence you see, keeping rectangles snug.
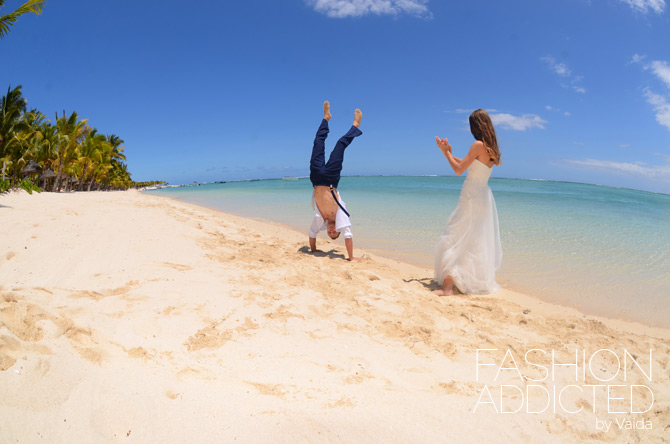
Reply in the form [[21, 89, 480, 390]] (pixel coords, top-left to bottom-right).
[[469, 109, 501, 165]]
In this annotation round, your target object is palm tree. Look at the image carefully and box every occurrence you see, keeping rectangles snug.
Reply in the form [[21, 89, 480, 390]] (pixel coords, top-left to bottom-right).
[[1, 84, 141, 193], [52, 110, 88, 192], [33, 120, 57, 169], [4, 108, 46, 184], [108, 160, 131, 190], [76, 128, 104, 191], [103, 134, 126, 190], [0, 0, 45, 39], [0, 85, 27, 181], [89, 139, 112, 191]]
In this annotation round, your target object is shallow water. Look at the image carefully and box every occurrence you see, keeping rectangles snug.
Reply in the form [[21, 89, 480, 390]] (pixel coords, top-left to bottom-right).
[[145, 176, 670, 328]]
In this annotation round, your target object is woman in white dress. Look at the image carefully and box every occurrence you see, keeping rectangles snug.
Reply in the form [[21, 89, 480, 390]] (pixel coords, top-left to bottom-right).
[[434, 109, 502, 296]]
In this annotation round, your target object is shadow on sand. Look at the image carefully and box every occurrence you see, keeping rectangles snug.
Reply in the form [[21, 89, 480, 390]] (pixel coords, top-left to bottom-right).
[[298, 246, 348, 261], [403, 277, 440, 291], [404, 277, 467, 295]]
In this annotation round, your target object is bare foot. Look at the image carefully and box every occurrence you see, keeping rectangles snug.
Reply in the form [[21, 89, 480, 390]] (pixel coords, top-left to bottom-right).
[[353, 109, 362, 127], [435, 276, 454, 296], [323, 101, 332, 121]]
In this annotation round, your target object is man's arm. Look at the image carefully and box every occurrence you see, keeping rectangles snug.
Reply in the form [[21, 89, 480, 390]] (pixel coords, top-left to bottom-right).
[[345, 237, 355, 260], [308, 212, 324, 252], [341, 227, 358, 261]]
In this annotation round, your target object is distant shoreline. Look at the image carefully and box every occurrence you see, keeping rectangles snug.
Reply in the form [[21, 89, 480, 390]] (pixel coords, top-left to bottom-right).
[[148, 175, 670, 197]]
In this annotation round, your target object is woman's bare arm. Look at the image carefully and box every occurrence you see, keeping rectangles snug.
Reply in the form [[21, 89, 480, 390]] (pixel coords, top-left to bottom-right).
[[436, 137, 484, 175]]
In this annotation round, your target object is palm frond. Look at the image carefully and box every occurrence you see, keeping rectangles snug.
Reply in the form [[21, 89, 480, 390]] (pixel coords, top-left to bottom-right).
[[13, 0, 45, 15], [0, 0, 45, 39]]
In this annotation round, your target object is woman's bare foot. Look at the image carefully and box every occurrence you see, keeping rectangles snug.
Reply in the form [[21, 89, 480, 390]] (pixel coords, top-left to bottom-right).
[[323, 101, 332, 121], [433, 276, 454, 296], [353, 109, 362, 127]]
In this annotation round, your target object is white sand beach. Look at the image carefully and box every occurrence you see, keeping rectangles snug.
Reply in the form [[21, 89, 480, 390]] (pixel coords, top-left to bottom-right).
[[1, 190, 668, 443]]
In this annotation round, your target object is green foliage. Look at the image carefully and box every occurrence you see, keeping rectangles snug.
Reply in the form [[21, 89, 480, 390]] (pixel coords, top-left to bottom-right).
[[1, 84, 160, 193], [1, 85, 28, 159], [19, 178, 40, 194], [0, 0, 45, 39], [132, 180, 167, 188], [0, 178, 10, 193]]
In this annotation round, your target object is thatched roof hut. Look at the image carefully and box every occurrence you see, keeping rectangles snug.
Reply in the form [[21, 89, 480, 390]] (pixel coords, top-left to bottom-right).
[[39, 169, 56, 180], [21, 160, 42, 175]]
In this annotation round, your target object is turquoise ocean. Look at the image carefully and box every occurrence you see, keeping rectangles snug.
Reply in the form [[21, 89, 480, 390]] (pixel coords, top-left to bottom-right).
[[144, 176, 670, 328]]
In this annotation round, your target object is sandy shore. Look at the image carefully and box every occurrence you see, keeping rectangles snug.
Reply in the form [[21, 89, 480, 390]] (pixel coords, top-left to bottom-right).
[[1, 189, 668, 443]]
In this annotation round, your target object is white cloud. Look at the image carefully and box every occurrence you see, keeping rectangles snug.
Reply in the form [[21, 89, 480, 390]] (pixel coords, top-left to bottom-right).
[[648, 60, 670, 88], [620, 0, 665, 14], [630, 53, 647, 64], [489, 113, 547, 131], [644, 88, 670, 131], [545, 105, 572, 116], [636, 58, 670, 131], [567, 158, 670, 180], [306, 0, 431, 18], [448, 108, 499, 114], [541, 56, 571, 77], [541, 56, 586, 94]]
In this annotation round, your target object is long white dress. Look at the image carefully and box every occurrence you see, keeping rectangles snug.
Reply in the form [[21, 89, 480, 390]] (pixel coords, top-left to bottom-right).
[[434, 159, 502, 294]]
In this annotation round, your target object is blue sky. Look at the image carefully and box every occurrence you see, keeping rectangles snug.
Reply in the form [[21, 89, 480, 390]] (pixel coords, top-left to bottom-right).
[[3, 0, 670, 193]]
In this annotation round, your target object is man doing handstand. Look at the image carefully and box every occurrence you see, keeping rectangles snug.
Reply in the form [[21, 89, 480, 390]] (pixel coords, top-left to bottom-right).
[[308, 101, 362, 261]]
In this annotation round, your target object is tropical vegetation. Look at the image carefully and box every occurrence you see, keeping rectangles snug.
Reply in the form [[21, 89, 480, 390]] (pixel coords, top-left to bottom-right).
[[2, 5, 161, 194], [0, 0, 45, 39], [1, 85, 155, 194]]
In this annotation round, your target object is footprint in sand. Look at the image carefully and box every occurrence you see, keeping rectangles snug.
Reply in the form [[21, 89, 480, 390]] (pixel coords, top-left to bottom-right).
[[0, 335, 21, 371], [438, 380, 480, 396], [344, 371, 374, 385], [184, 324, 232, 351], [235, 317, 260, 334], [75, 346, 104, 365], [162, 306, 178, 316], [176, 366, 202, 381], [327, 397, 355, 408], [69, 281, 140, 301], [61, 323, 98, 356], [127, 346, 153, 360], [245, 381, 287, 398], [546, 416, 569, 434], [0, 299, 53, 342], [161, 262, 192, 272]]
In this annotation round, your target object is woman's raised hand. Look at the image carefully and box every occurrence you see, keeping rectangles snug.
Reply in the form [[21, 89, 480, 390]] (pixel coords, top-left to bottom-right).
[[435, 137, 451, 154]]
